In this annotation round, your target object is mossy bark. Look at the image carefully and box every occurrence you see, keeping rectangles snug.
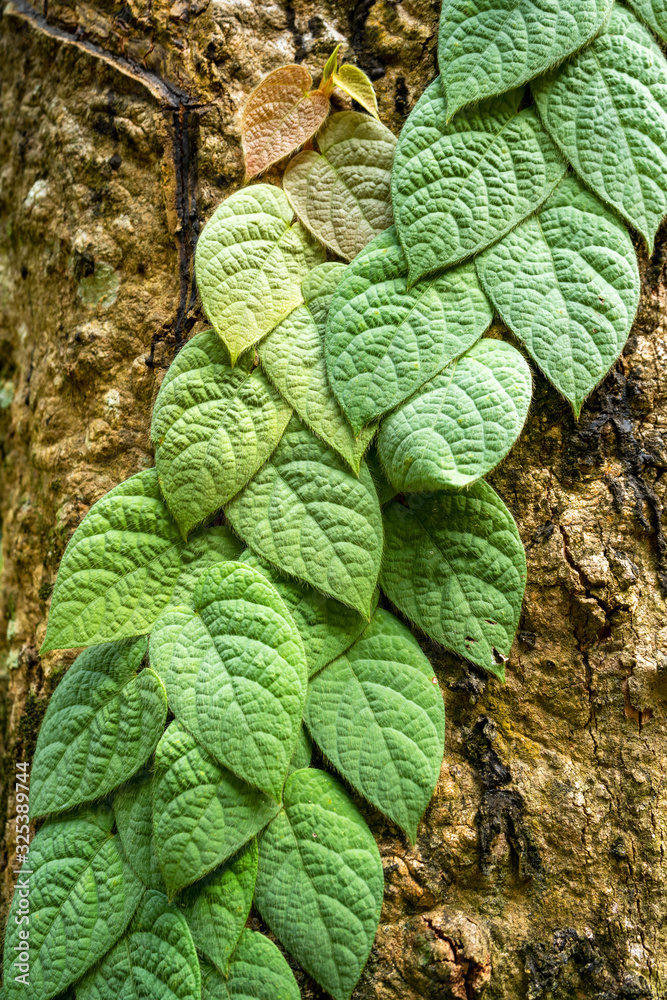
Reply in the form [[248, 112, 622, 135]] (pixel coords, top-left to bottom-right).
[[1, 1, 666, 997]]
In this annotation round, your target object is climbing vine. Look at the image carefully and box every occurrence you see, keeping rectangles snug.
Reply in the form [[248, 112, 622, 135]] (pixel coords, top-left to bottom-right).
[[4, 1, 667, 998]]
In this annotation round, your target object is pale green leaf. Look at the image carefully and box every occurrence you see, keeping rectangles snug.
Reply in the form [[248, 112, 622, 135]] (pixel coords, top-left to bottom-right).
[[200, 930, 301, 1000], [476, 175, 640, 415], [626, 0, 667, 42], [226, 417, 383, 617], [255, 768, 383, 1000], [283, 111, 395, 260], [306, 608, 445, 841], [152, 331, 292, 537], [333, 64, 380, 118], [392, 80, 567, 282], [533, 4, 667, 248], [195, 184, 326, 363], [114, 771, 166, 893], [152, 721, 279, 897], [381, 482, 526, 678], [376, 339, 532, 492], [325, 226, 493, 433]]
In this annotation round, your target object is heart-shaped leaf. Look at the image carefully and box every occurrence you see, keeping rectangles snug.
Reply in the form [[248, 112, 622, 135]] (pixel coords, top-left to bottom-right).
[[2, 806, 143, 1000], [376, 339, 532, 492], [255, 768, 383, 1000], [392, 80, 567, 283], [41, 468, 243, 652], [242, 66, 330, 179], [626, 0, 667, 41], [283, 112, 396, 260], [533, 4, 667, 248], [31, 636, 166, 818], [194, 185, 325, 363], [114, 771, 166, 892], [438, 0, 614, 118], [152, 331, 292, 537], [200, 930, 301, 1000], [333, 64, 380, 119], [381, 482, 526, 679], [305, 608, 445, 841], [149, 562, 307, 800], [152, 721, 279, 897], [325, 226, 494, 434], [225, 417, 383, 617], [476, 175, 640, 415]]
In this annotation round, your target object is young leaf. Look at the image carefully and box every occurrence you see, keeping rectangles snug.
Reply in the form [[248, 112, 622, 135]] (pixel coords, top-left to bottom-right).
[[259, 263, 376, 471], [376, 339, 533, 492], [114, 771, 166, 893], [381, 482, 526, 679], [152, 721, 279, 897], [283, 111, 396, 261], [476, 175, 640, 416], [533, 4, 667, 249], [241, 65, 330, 179], [255, 768, 383, 1000], [325, 226, 493, 434], [149, 562, 307, 800], [2, 806, 143, 1000], [179, 841, 258, 975], [225, 416, 383, 617], [333, 63, 380, 119], [438, 0, 614, 118], [41, 468, 242, 652], [305, 608, 445, 841], [194, 185, 325, 364], [626, 0, 667, 41], [31, 636, 166, 818], [152, 331, 292, 538], [392, 80, 567, 283], [200, 930, 301, 1000], [77, 889, 201, 1000]]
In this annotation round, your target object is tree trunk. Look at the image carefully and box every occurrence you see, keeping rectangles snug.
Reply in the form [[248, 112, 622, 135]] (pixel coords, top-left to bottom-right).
[[1, 1, 666, 997]]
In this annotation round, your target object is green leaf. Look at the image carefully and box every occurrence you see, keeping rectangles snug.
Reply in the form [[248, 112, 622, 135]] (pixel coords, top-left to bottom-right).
[[150, 562, 307, 799], [2, 806, 143, 1000], [259, 263, 376, 471], [305, 608, 445, 841], [365, 444, 397, 506], [376, 339, 532, 492], [392, 80, 567, 283], [288, 725, 313, 774], [476, 175, 640, 415], [226, 417, 383, 617], [152, 331, 292, 538], [322, 45, 341, 85], [325, 226, 493, 433], [200, 930, 301, 1000], [77, 889, 200, 1000], [152, 721, 279, 897], [195, 184, 326, 364], [381, 482, 526, 679], [31, 636, 165, 818], [41, 468, 243, 652], [114, 771, 166, 892], [438, 0, 613, 118], [179, 841, 258, 975], [333, 64, 380, 118], [283, 111, 395, 260], [255, 768, 383, 1000], [533, 4, 667, 249], [626, 0, 667, 42]]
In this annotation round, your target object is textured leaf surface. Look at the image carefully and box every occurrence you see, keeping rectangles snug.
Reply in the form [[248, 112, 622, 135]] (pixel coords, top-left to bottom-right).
[[259, 263, 376, 470], [325, 226, 493, 433], [381, 482, 526, 678], [152, 722, 279, 897], [195, 185, 325, 363], [376, 339, 532, 491], [226, 417, 383, 617], [41, 468, 242, 652], [255, 768, 383, 1000], [626, 0, 667, 41], [283, 112, 395, 260], [476, 176, 640, 414], [77, 890, 200, 1000], [114, 771, 166, 892], [306, 608, 445, 840], [150, 562, 307, 799], [2, 806, 142, 1000], [241, 65, 329, 179], [333, 65, 380, 118], [392, 80, 566, 282], [180, 841, 257, 975], [288, 726, 313, 773], [200, 931, 301, 1000], [533, 5, 667, 248], [152, 331, 292, 537], [438, 0, 613, 117]]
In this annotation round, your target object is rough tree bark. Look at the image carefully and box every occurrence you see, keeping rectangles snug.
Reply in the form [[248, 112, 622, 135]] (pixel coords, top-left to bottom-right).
[[1, 1, 666, 997]]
